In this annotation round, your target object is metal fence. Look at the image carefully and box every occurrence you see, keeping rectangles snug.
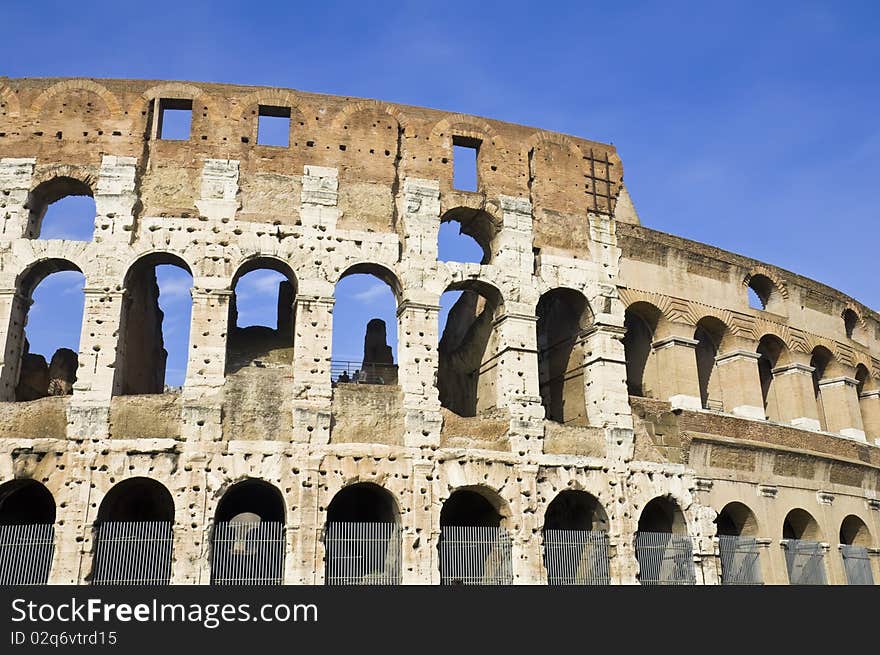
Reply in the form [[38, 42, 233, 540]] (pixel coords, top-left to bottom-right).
[[718, 535, 763, 585], [543, 529, 610, 585], [324, 521, 401, 585], [840, 544, 874, 585], [91, 521, 173, 585], [635, 531, 696, 585], [782, 539, 827, 585], [0, 523, 55, 585], [439, 525, 514, 585], [331, 360, 398, 385], [210, 521, 285, 585]]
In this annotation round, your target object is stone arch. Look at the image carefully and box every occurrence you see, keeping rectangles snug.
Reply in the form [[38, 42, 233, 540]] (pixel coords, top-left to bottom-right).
[[214, 478, 285, 524], [24, 174, 96, 240], [782, 508, 822, 542], [638, 495, 688, 535], [744, 267, 788, 307], [30, 79, 122, 119], [841, 306, 864, 341], [231, 88, 310, 122], [335, 262, 401, 301], [325, 481, 399, 524], [543, 490, 608, 532], [623, 301, 664, 398], [0, 479, 56, 584], [133, 82, 218, 116], [330, 99, 412, 134], [439, 206, 500, 265], [757, 333, 790, 421], [715, 501, 759, 537], [440, 485, 511, 528], [523, 130, 583, 161], [96, 477, 175, 523], [839, 515, 872, 547], [694, 315, 731, 410], [0, 479, 56, 525], [0, 83, 21, 118], [430, 114, 500, 147]]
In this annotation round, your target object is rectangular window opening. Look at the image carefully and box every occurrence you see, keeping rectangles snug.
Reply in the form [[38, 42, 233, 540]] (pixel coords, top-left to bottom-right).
[[157, 99, 193, 140], [258, 105, 291, 147], [453, 136, 480, 192]]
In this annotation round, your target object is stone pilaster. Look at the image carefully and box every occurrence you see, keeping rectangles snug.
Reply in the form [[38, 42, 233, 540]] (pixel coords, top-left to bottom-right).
[[402, 460, 435, 584], [771, 363, 821, 430], [0, 157, 35, 238], [513, 464, 544, 584], [400, 177, 440, 261], [715, 349, 765, 419], [494, 195, 533, 277], [195, 158, 240, 221], [292, 283, 334, 444], [300, 165, 340, 232], [184, 288, 231, 394], [818, 376, 865, 440], [94, 155, 137, 241], [652, 335, 702, 410], [397, 299, 442, 448], [859, 389, 880, 441], [0, 288, 29, 401], [583, 322, 635, 430]]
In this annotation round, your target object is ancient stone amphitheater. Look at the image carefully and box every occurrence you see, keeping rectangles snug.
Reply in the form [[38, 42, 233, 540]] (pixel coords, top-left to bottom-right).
[[0, 77, 877, 586]]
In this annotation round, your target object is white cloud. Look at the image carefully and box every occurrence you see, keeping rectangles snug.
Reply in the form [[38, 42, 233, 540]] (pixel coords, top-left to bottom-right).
[[352, 282, 390, 303], [158, 277, 193, 300]]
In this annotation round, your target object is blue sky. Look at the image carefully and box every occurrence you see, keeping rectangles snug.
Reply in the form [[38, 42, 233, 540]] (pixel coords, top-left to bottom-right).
[[5, 1, 879, 385]]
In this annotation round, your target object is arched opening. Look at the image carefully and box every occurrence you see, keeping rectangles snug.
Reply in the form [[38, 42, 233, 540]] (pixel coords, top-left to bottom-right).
[[91, 478, 174, 585], [782, 508, 826, 585], [536, 288, 591, 425], [437, 281, 503, 417], [439, 487, 512, 585], [3, 260, 84, 402], [115, 254, 193, 394], [0, 480, 55, 585], [635, 496, 695, 585], [746, 274, 782, 313], [211, 479, 285, 585], [839, 514, 874, 585], [226, 258, 296, 374], [324, 483, 401, 585], [810, 346, 834, 431], [715, 502, 762, 585], [622, 302, 661, 398], [332, 265, 399, 386], [855, 364, 877, 440], [757, 335, 788, 421], [694, 317, 727, 411], [843, 309, 859, 340], [542, 491, 610, 585], [25, 177, 95, 240], [438, 207, 497, 264]]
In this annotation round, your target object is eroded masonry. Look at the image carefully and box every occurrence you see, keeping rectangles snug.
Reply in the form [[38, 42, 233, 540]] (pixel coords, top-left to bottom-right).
[[0, 77, 878, 585]]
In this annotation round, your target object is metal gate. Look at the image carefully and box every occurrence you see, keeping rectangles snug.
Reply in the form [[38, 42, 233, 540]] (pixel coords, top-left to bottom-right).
[[840, 545, 874, 585], [324, 522, 401, 585], [543, 529, 610, 585], [439, 525, 514, 585], [635, 531, 696, 585], [0, 523, 55, 585], [718, 535, 763, 585], [210, 521, 285, 585], [782, 539, 827, 585], [91, 521, 173, 585]]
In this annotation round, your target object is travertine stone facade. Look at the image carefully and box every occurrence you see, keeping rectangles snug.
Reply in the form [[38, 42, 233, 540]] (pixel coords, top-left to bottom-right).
[[0, 77, 877, 585]]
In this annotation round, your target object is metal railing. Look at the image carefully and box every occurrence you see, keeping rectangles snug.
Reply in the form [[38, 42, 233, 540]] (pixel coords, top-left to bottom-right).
[[324, 522, 401, 585], [718, 535, 763, 585], [635, 532, 696, 585], [91, 521, 173, 585], [782, 539, 827, 585], [331, 360, 398, 385], [210, 521, 285, 585], [840, 544, 874, 585], [543, 529, 610, 585], [439, 525, 514, 585], [0, 523, 55, 585]]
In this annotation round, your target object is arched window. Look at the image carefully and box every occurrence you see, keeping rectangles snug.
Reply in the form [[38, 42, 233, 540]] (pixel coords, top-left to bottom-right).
[[536, 289, 591, 425], [226, 258, 296, 374], [781, 508, 826, 585], [746, 274, 783, 313], [839, 515, 874, 585], [439, 487, 512, 585], [115, 254, 193, 394], [437, 281, 503, 417], [438, 208, 497, 264], [211, 479, 285, 585], [332, 264, 399, 386], [324, 483, 400, 585], [0, 480, 55, 585], [635, 496, 695, 585], [25, 177, 95, 240], [622, 303, 661, 398], [1, 260, 84, 402], [756, 335, 788, 421], [542, 491, 610, 585], [694, 317, 727, 411], [842, 309, 859, 340], [91, 478, 174, 585], [715, 502, 762, 585]]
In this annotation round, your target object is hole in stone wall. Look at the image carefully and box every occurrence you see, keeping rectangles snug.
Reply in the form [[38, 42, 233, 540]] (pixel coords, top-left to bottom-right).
[[452, 136, 480, 192], [843, 308, 858, 340], [747, 274, 778, 312], [25, 177, 94, 240], [438, 207, 496, 264], [257, 105, 291, 147], [157, 99, 192, 140]]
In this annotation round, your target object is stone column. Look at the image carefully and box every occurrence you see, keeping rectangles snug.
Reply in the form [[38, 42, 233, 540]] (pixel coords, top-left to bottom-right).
[[184, 288, 231, 393], [0, 289, 29, 401], [714, 349, 765, 419], [402, 460, 435, 584], [0, 157, 35, 238], [818, 376, 865, 440], [770, 363, 821, 430], [397, 299, 442, 448], [858, 389, 880, 441], [291, 282, 334, 444], [513, 465, 545, 584], [582, 322, 635, 430], [652, 335, 702, 410]]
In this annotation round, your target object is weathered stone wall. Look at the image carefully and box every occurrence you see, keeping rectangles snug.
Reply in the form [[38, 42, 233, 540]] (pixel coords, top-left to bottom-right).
[[0, 77, 877, 585]]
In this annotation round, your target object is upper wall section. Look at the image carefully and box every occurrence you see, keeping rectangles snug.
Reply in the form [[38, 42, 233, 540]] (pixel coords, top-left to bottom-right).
[[0, 77, 622, 254]]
